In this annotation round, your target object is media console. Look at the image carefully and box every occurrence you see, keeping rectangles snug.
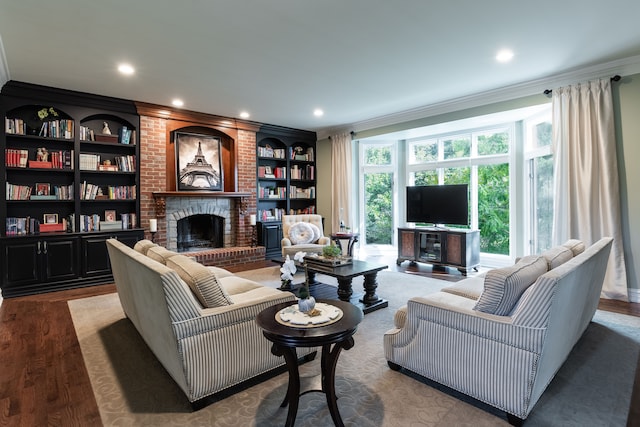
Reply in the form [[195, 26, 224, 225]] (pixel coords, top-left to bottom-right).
[[396, 227, 480, 275]]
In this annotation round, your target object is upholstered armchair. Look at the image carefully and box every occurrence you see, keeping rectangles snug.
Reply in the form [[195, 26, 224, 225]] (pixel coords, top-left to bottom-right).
[[281, 214, 331, 257]]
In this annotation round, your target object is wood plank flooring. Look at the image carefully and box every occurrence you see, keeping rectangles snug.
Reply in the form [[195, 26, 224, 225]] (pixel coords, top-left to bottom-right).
[[0, 258, 638, 426]]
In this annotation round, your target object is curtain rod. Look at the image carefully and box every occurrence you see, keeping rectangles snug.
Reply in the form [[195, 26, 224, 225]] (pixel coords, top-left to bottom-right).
[[543, 75, 621, 95], [327, 131, 355, 140]]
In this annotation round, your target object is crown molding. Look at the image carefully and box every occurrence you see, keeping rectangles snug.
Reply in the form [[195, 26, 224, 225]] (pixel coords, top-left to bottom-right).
[[317, 55, 640, 141], [0, 35, 10, 88]]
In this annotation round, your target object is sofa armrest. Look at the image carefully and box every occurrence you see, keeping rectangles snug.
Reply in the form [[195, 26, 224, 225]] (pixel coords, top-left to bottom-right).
[[281, 237, 292, 248], [172, 290, 296, 339], [386, 292, 546, 353]]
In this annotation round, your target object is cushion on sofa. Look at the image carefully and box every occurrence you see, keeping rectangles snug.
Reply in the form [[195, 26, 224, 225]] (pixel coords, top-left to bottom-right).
[[541, 246, 574, 269], [289, 222, 315, 244], [308, 222, 321, 242], [146, 246, 179, 265], [166, 255, 233, 308], [562, 239, 585, 256], [441, 275, 485, 300], [207, 266, 234, 279], [474, 255, 548, 315], [134, 239, 157, 255]]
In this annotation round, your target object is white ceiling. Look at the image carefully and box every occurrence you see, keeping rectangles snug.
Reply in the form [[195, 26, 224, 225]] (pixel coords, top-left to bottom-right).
[[1, 1, 640, 137]]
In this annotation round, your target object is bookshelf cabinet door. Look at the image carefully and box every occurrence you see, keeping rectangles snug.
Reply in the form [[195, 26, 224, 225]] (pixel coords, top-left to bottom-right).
[[2, 240, 39, 286], [43, 238, 79, 281]]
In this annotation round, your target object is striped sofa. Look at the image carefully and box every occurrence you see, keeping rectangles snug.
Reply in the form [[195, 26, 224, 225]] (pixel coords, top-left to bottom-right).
[[106, 238, 314, 408], [383, 237, 613, 425]]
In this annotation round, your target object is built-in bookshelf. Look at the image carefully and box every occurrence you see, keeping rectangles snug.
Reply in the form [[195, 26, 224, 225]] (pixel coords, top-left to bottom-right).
[[255, 126, 317, 258], [0, 81, 143, 297]]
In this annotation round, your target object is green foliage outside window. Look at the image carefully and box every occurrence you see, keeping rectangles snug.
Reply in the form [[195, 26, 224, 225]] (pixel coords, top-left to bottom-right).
[[364, 172, 393, 244]]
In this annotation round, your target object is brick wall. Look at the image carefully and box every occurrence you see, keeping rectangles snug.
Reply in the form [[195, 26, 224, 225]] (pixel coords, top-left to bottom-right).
[[139, 115, 168, 245]]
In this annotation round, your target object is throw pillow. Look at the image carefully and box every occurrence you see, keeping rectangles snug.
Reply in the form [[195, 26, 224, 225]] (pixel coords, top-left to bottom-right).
[[541, 246, 573, 269], [307, 222, 322, 243], [147, 246, 179, 265], [474, 255, 548, 316], [288, 222, 315, 245], [562, 239, 585, 256], [133, 239, 157, 255], [167, 255, 233, 308]]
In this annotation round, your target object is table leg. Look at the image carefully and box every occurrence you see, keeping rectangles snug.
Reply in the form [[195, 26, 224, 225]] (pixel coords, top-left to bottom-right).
[[305, 268, 317, 285], [361, 272, 382, 305], [331, 236, 344, 253], [346, 236, 358, 257], [337, 277, 353, 302], [321, 336, 354, 427], [270, 344, 300, 427]]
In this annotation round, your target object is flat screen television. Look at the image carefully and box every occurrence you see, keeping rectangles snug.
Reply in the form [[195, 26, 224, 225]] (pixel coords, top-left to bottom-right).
[[406, 184, 469, 227]]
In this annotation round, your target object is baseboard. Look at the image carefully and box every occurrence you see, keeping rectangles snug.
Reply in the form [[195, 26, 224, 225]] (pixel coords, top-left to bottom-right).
[[628, 288, 640, 303]]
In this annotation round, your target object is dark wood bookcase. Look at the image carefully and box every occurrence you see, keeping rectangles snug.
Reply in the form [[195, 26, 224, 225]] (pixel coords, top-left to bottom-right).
[[256, 125, 317, 258], [0, 81, 143, 297]]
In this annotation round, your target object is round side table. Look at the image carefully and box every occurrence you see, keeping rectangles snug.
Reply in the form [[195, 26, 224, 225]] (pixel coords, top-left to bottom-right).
[[256, 299, 363, 427], [330, 233, 359, 257]]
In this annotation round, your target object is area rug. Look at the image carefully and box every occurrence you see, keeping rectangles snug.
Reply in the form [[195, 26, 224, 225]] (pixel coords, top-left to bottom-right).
[[69, 268, 640, 426]]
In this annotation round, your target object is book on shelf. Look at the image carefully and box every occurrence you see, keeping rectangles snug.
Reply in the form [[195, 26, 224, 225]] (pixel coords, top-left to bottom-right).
[[5, 118, 26, 135], [6, 182, 32, 200], [4, 149, 29, 168], [5, 216, 43, 236], [79, 153, 100, 170]]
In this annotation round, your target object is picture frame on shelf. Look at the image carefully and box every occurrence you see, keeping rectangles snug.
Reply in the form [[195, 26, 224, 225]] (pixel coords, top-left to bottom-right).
[[104, 210, 116, 222], [35, 183, 50, 196], [43, 213, 58, 224], [175, 132, 223, 192]]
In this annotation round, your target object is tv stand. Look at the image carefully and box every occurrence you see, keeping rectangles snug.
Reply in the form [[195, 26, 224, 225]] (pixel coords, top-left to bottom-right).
[[397, 227, 480, 275]]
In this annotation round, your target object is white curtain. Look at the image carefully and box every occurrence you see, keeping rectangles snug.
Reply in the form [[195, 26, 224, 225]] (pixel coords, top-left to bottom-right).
[[331, 133, 353, 233], [552, 78, 628, 300]]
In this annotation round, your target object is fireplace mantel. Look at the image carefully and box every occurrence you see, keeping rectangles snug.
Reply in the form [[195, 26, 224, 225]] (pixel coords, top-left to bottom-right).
[[152, 191, 250, 218]]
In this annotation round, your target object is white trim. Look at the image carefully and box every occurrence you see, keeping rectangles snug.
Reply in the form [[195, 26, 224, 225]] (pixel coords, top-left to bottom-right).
[[628, 288, 640, 303], [0, 35, 9, 87], [317, 55, 640, 140]]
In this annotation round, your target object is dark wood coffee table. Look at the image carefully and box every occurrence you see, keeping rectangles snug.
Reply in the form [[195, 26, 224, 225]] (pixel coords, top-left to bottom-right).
[[256, 299, 363, 427], [304, 259, 388, 314]]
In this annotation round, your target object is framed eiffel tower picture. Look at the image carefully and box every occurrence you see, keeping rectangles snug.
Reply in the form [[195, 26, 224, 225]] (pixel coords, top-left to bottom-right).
[[175, 132, 223, 191]]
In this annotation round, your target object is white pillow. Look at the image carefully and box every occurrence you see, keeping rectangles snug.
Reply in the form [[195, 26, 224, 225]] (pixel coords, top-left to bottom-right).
[[307, 222, 321, 242], [289, 222, 315, 245]]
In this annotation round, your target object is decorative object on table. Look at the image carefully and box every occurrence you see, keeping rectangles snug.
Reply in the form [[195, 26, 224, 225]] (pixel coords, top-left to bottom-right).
[[323, 243, 342, 258], [279, 251, 304, 290], [276, 302, 343, 326]]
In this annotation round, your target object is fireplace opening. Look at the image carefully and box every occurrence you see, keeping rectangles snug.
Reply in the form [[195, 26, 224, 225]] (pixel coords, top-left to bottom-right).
[[177, 214, 224, 252]]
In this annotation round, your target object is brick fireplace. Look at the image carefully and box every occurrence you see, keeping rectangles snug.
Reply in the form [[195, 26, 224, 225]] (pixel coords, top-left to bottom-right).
[[137, 104, 265, 267]]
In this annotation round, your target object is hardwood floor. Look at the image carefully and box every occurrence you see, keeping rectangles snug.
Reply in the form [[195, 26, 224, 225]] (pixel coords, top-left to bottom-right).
[[0, 257, 638, 426]]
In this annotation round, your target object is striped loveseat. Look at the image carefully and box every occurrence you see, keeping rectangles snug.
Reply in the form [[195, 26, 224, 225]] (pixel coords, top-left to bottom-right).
[[383, 237, 613, 425], [106, 238, 314, 408]]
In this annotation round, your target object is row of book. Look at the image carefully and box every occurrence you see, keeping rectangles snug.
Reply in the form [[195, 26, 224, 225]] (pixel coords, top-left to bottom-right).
[[290, 164, 315, 180], [290, 146, 314, 161], [65, 213, 138, 232], [290, 186, 316, 199], [4, 216, 69, 235], [39, 120, 74, 139], [258, 185, 286, 199], [4, 149, 74, 169], [6, 183, 32, 200], [80, 182, 136, 200], [79, 153, 136, 171], [258, 146, 287, 159], [258, 208, 286, 222], [258, 165, 286, 179]]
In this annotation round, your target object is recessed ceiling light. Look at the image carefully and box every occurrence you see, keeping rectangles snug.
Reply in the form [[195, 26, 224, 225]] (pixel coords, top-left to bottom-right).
[[172, 99, 184, 107], [496, 49, 514, 63], [240, 111, 250, 119], [117, 63, 135, 75], [313, 109, 324, 117]]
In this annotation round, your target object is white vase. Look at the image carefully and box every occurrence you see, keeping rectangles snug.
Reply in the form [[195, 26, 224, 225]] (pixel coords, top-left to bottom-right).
[[298, 296, 316, 313]]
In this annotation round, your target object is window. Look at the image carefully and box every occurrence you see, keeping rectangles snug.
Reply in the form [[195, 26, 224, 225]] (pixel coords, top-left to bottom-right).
[[408, 127, 511, 255], [360, 143, 396, 246]]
